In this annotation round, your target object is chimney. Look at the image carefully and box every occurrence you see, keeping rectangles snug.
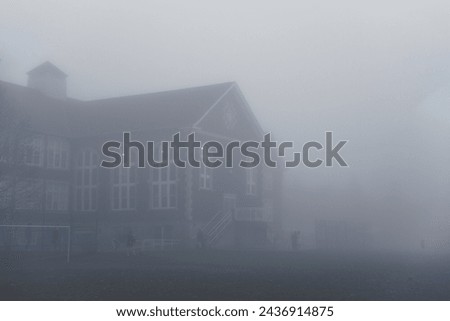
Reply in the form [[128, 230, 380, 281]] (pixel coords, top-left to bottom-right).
[[27, 61, 67, 99]]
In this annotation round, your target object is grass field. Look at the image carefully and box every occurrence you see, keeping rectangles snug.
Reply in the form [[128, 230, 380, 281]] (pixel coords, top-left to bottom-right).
[[1, 249, 450, 300]]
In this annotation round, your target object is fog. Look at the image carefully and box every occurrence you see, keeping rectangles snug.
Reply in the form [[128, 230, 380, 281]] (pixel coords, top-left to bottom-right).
[[1, 0, 450, 300], [2, 0, 450, 251]]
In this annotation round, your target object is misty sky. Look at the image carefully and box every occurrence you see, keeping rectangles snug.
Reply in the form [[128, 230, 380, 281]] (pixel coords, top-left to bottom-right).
[[1, 0, 450, 248], [1, 1, 450, 130]]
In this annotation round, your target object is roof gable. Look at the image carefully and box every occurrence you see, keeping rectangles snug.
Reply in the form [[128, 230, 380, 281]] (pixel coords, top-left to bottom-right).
[[0, 80, 264, 139], [193, 84, 264, 140], [71, 82, 234, 136]]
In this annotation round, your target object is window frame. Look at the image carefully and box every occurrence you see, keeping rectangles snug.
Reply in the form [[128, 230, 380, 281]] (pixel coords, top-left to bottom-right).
[[151, 163, 177, 210], [111, 165, 136, 211], [199, 164, 213, 191], [75, 150, 99, 212], [245, 168, 257, 196], [47, 136, 69, 170]]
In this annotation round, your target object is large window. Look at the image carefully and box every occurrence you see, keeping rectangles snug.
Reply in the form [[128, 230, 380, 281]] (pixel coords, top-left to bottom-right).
[[245, 168, 257, 196], [151, 164, 177, 209], [199, 164, 213, 190], [24, 136, 44, 167], [46, 181, 69, 211], [47, 137, 69, 169], [112, 166, 136, 210], [263, 169, 273, 191], [75, 150, 98, 211]]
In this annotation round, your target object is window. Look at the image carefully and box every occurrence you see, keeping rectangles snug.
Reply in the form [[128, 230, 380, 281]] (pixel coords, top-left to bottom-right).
[[199, 164, 213, 190], [112, 166, 136, 210], [75, 150, 99, 211], [24, 136, 44, 167], [151, 163, 177, 209], [47, 137, 69, 169], [46, 181, 69, 211], [263, 170, 273, 191], [245, 168, 257, 196]]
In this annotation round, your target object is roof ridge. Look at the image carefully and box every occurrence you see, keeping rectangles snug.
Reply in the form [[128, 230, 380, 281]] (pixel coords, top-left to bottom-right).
[[87, 81, 235, 103]]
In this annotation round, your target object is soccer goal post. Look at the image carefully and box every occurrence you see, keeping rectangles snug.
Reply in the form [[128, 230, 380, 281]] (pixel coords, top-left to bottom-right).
[[0, 224, 71, 263]]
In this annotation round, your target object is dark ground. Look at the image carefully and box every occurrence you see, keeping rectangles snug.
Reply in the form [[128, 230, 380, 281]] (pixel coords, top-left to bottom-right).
[[1, 249, 450, 300]]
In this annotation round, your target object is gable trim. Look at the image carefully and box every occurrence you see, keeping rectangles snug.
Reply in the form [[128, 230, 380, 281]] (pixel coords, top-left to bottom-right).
[[232, 84, 265, 137], [192, 83, 235, 128], [193, 83, 264, 138]]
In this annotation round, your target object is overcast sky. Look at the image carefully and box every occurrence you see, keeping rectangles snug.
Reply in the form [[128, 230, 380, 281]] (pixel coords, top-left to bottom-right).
[[2, 0, 450, 248], [1, 1, 450, 132]]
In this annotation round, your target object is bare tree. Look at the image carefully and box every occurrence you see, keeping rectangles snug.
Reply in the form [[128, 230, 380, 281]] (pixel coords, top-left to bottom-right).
[[0, 83, 19, 223], [0, 84, 44, 253]]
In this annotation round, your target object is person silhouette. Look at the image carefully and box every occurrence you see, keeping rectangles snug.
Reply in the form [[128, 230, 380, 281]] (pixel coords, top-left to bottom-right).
[[196, 229, 206, 249], [291, 230, 300, 251], [126, 230, 136, 256]]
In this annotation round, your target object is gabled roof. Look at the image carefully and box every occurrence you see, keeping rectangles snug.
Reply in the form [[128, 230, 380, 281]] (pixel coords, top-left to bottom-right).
[[0, 80, 240, 138], [27, 61, 67, 78], [0, 81, 72, 136], [70, 82, 235, 137]]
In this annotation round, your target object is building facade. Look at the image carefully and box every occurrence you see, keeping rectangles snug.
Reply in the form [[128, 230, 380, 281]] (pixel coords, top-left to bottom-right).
[[0, 62, 283, 252]]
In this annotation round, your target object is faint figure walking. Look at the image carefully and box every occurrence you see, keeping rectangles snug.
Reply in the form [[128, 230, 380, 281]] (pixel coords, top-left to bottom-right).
[[112, 237, 120, 252], [196, 229, 206, 249], [126, 230, 136, 256], [291, 230, 300, 251]]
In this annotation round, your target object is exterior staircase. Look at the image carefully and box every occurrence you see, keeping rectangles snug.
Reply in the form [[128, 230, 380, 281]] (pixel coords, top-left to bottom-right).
[[202, 210, 233, 247]]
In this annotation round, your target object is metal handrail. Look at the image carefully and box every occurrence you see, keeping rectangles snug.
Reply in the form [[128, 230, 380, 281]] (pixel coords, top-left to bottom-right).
[[204, 210, 233, 246]]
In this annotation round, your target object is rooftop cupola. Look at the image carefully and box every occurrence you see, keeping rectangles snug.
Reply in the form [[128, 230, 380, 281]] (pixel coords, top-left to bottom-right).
[[27, 61, 67, 99]]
